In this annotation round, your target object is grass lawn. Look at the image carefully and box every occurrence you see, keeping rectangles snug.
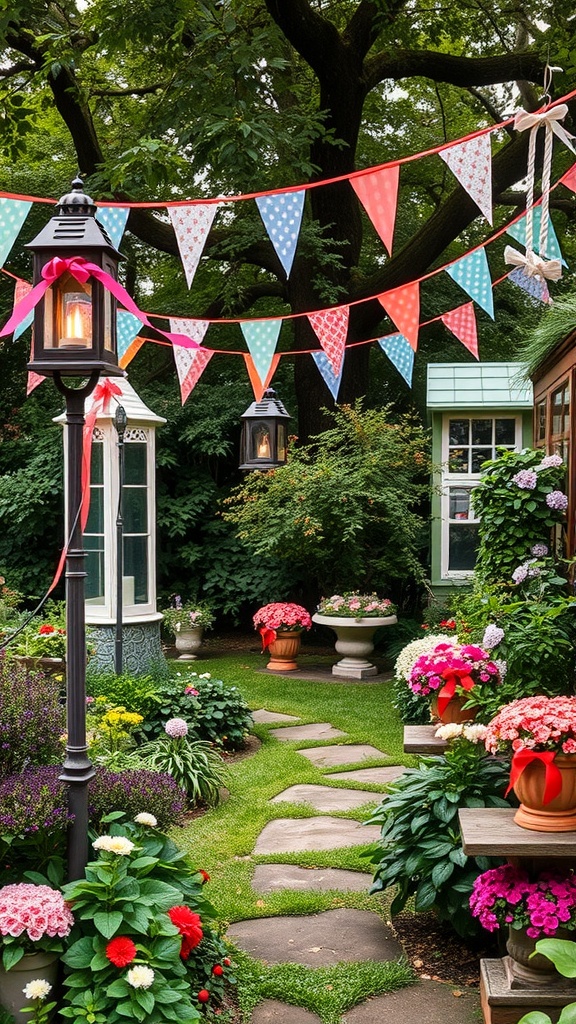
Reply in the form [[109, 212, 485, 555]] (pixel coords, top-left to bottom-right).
[[172, 651, 415, 1022]]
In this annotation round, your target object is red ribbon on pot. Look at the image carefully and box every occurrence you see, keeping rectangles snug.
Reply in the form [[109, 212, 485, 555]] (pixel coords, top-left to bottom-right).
[[506, 749, 563, 805], [436, 667, 475, 718], [259, 627, 276, 651]]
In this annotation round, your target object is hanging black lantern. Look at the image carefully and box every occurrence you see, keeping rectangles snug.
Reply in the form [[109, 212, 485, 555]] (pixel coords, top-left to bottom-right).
[[26, 177, 124, 377], [239, 388, 292, 470]]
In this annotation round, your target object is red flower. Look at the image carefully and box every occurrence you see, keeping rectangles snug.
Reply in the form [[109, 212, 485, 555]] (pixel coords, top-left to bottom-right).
[[223, 957, 231, 967], [198, 990, 210, 1003], [168, 905, 203, 960], [105, 936, 137, 967], [199, 870, 210, 884], [212, 964, 224, 976], [39, 624, 56, 635]]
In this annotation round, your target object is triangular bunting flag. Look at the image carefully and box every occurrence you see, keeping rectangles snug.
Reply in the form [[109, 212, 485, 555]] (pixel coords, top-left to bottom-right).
[[243, 353, 281, 402], [377, 282, 420, 350], [171, 345, 213, 405], [240, 320, 282, 387], [307, 305, 349, 376], [255, 190, 305, 279], [96, 206, 129, 250], [440, 302, 479, 359], [312, 349, 344, 400], [378, 334, 414, 387], [561, 163, 576, 193], [0, 198, 32, 268], [446, 248, 494, 319], [169, 317, 210, 348], [350, 166, 399, 255], [439, 134, 493, 224], [506, 208, 567, 265], [168, 204, 219, 288], [508, 267, 551, 305], [117, 311, 143, 369], [27, 338, 44, 396], [13, 279, 34, 340]]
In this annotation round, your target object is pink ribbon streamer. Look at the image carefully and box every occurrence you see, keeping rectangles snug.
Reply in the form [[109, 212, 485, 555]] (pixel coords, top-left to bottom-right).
[[82, 378, 123, 531]]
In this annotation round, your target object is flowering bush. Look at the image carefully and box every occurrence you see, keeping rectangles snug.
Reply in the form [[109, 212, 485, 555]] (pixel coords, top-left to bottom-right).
[[11, 622, 67, 660], [0, 658, 64, 778], [470, 864, 576, 939], [484, 696, 576, 756], [394, 633, 457, 683], [89, 768, 186, 831], [408, 640, 501, 717], [317, 592, 396, 618], [0, 767, 73, 884], [0, 882, 73, 969], [252, 601, 312, 632], [161, 596, 214, 637]]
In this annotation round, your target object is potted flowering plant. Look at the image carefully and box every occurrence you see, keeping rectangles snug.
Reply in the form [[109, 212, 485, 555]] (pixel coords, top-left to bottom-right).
[[161, 595, 214, 661], [12, 622, 67, 662], [312, 592, 397, 679], [407, 640, 501, 723], [484, 695, 576, 831], [252, 602, 312, 672], [470, 863, 576, 985], [316, 592, 396, 619]]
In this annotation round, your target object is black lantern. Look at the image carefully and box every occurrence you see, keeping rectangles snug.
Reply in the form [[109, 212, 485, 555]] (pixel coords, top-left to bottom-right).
[[26, 177, 124, 377], [239, 388, 291, 470]]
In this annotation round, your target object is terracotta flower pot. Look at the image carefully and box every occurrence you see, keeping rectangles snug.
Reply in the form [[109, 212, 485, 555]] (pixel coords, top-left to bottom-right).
[[266, 630, 302, 671], [430, 694, 477, 725], [513, 754, 576, 832]]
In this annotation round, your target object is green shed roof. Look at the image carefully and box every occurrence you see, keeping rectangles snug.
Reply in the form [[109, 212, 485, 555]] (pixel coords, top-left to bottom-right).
[[426, 362, 533, 410]]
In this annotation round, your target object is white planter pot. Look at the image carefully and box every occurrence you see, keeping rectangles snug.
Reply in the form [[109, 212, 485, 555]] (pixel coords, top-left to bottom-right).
[[312, 613, 397, 679], [174, 626, 204, 660]]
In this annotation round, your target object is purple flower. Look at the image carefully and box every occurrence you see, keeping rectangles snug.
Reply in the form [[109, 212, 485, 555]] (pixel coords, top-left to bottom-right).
[[531, 543, 549, 557], [538, 454, 563, 470], [482, 624, 504, 650], [546, 490, 569, 511], [512, 564, 529, 584], [512, 469, 538, 490]]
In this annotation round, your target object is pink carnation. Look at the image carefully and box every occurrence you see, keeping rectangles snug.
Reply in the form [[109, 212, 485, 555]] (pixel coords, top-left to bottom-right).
[[0, 884, 73, 943], [252, 602, 312, 631]]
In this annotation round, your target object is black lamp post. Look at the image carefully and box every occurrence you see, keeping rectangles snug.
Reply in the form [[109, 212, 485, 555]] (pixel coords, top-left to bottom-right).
[[239, 388, 292, 471], [113, 404, 127, 675], [26, 178, 124, 880]]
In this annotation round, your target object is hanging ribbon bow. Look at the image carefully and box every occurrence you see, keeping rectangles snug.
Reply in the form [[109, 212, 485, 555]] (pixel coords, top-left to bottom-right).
[[436, 667, 475, 718], [514, 104, 575, 151], [81, 378, 124, 531], [503, 244, 562, 281], [259, 626, 277, 651], [506, 749, 563, 805]]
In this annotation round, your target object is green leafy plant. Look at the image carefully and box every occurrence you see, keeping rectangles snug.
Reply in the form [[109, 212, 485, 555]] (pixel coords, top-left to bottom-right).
[[364, 738, 511, 938], [517, 935, 576, 1024], [86, 672, 161, 719], [194, 675, 253, 750], [161, 600, 215, 638], [137, 677, 201, 742], [138, 720, 227, 806]]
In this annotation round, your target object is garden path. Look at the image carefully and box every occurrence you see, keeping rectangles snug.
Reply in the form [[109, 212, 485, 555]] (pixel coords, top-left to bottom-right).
[[228, 710, 481, 1023]]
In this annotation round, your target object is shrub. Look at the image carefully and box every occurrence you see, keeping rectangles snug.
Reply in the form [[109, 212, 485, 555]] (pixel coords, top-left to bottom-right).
[[88, 768, 186, 831], [0, 767, 71, 883], [85, 671, 161, 719], [0, 657, 64, 776], [138, 677, 201, 741], [364, 738, 511, 938], [138, 722, 227, 806], [194, 675, 253, 750]]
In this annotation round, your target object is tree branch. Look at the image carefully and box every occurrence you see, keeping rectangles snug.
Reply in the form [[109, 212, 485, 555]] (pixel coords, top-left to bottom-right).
[[90, 82, 167, 97], [0, 60, 35, 80], [265, 0, 350, 84], [467, 86, 514, 137], [364, 48, 545, 92]]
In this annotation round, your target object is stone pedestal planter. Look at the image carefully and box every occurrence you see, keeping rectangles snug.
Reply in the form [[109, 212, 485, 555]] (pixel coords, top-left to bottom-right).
[[312, 613, 397, 679], [175, 626, 204, 660]]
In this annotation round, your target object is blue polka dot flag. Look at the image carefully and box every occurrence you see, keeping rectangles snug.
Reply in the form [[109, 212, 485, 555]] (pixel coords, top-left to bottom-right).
[[445, 247, 494, 319], [506, 208, 567, 266], [378, 334, 414, 387], [312, 349, 344, 400], [508, 267, 550, 305], [255, 190, 305, 279], [240, 319, 282, 386], [117, 311, 141, 360], [96, 206, 129, 250], [0, 198, 31, 268]]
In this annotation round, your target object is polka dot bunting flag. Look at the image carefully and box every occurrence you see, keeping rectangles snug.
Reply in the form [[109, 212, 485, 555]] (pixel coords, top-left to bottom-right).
[[240, 319, 282, 387], [255, 190, 305, 279], [508, 267, 551, 305], [96, 206, 129, 250], [377, 334, 414, 387], [439, 134, 493, 225], [350, 166, 399, 255], [116, 311, 141, 360], [505, 208, 567, 265], [312, 349, 344, 400], [377, 282, 420, 351], [440, 302, 479, 359], [446, 247, 494, 319], [169, 318, 211, 404], [169, 204, 220, 288], [307, 305, 349, 376], [0, 198, 31, 268]]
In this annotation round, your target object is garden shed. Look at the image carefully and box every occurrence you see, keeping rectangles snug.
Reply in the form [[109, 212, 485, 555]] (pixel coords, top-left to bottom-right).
[[427, 362, 533, 598]]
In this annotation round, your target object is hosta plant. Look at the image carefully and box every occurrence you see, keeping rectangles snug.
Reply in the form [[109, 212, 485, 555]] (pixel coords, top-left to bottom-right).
[[137, 720, 227, 806]]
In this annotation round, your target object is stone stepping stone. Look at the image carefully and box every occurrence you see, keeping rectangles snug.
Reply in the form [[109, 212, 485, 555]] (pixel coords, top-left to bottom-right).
[[269, 723, 347, 742], [253, 864, 371, 893], [342, 979, 480, 1023], [252, 709, 301, 724], [228, 908, 402, 966], [254, 816, 381, 853], [298, 744, 386, 767], [270, 784, 378, 812], [251, 999, 321, 1023], [329, 765, 405, 786]]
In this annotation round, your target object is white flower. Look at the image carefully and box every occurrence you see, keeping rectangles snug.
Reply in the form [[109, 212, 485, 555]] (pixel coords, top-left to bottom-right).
[[23, 980, 52, 1001], [462, 724, 488, 744], [199, 673, 211, 679], [134, 813, 157, 828], [127, 965, 155, 989], [394, 634, 456, 682], [93, 835, 135, 856], [435, 723, 464, 740]]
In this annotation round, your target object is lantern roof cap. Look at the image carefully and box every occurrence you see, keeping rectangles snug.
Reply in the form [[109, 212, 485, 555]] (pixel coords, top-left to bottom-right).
[[25, 178, 124, 258], [56, 177, 97, 215], [240, 388, 291, 420], [54, 378, 166, 427]]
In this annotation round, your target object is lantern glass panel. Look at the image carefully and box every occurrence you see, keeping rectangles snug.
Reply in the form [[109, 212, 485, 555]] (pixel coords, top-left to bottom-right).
[[102, 255, 116, 352], [56, 272, 92, 349], [251, 422, 271, 460], [277, 424, 287, 462]]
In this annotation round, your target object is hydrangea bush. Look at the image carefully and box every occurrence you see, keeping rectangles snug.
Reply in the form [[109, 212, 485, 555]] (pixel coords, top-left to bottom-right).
[[0, 882, 74, 969]]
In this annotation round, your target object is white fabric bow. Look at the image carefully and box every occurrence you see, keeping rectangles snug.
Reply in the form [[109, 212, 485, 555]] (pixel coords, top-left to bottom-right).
[[504, 244, 562, 281], [514, 104, 575, 152]]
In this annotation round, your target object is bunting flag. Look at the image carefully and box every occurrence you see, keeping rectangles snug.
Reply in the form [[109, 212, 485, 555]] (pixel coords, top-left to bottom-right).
[[169, 317, 210, 349], [377, 282, 420, 351], [168, 203, 219, 288], [26, 336, 44, 396], [243, 352, 281, 401], [13, 279, 34, 340], [439, 135, 493, 224], [255, 190, 305, 279], [117, 311, 143, 369], [440, 302, 479, 358], [312, 349, 344, 400], [240, 319, 282, 387], [506, 208, 567, 265], [96, 206, 130, 250], [561, 163, 576, 193], [350, 166, 399, 255], [307, 305, 349, 375], [508, 267, 551, 304], [378, 334, 414, 386], [170, 344, 213, 405], [446, 248, 494, 318], [0, 198, 32, 268]]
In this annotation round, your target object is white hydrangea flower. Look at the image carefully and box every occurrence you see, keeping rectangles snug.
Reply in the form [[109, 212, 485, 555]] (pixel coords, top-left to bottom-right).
[[93, 835, 135, 856], [394, 634, 455, 682], [462, 724, 488, 744], [134, 813, 157, 828], [127, 965, 155, 989], [434, 723, 464, 740], [23, 980, 52, 1001]]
